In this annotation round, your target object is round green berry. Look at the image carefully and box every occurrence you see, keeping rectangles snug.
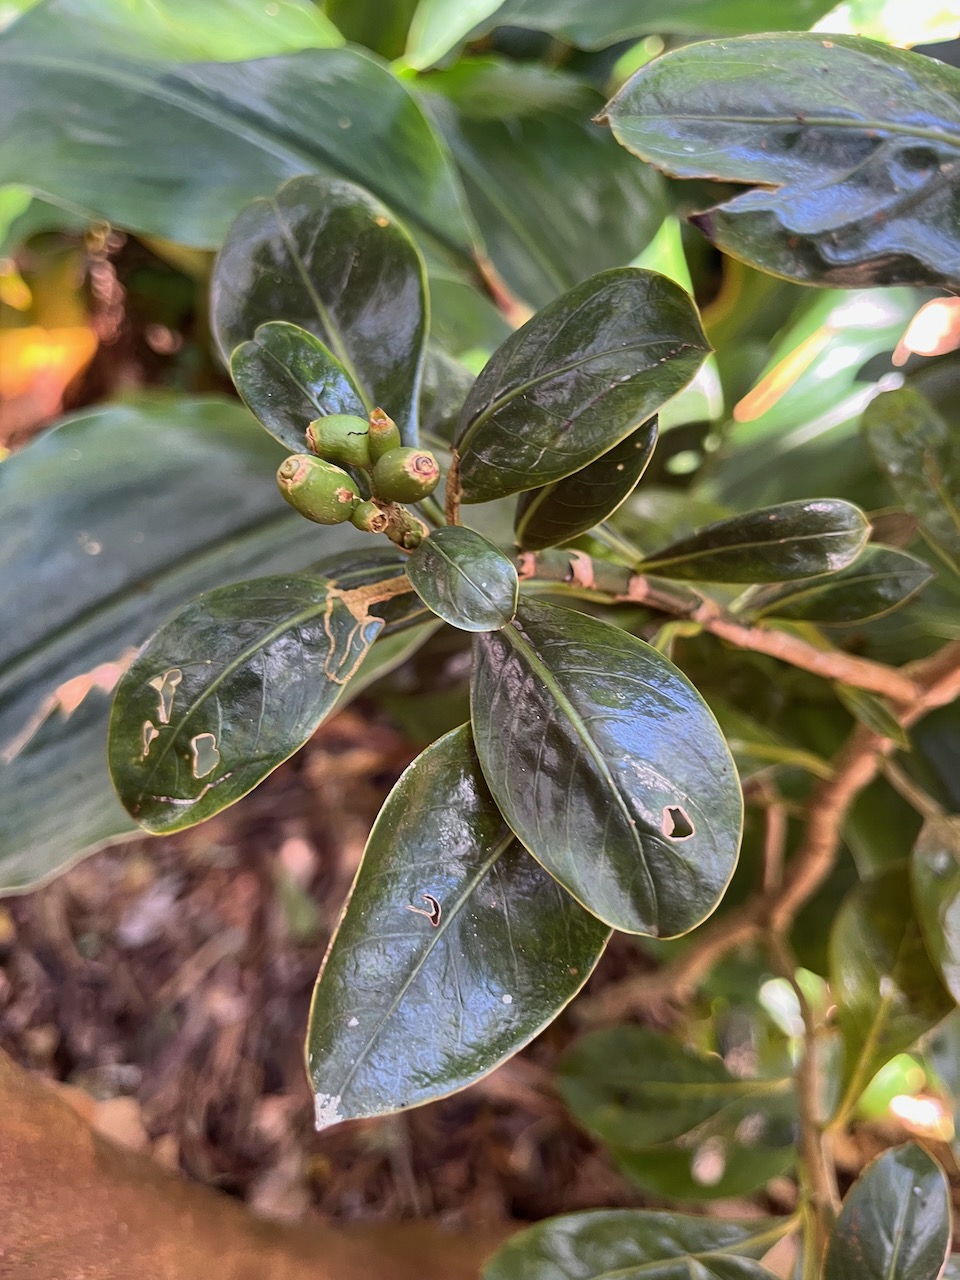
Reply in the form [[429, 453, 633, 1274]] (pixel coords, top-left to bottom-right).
[[367, 407, 402, 462], [373, 448, 441, 504], [306, 414, 371, 468], [276, 455, 360, 525]]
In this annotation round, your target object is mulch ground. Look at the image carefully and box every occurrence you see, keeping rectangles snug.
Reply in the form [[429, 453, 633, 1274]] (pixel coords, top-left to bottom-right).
[[0, 704, 649, 1231]]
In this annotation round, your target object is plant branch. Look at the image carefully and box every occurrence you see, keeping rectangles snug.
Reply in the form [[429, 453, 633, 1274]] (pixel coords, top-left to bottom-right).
[[766, 934, 839, 1261], [474, 255, 534, 328], [882, 759, 945, 821], [518, 548, 919, 702], [445, 450, 462, 527]]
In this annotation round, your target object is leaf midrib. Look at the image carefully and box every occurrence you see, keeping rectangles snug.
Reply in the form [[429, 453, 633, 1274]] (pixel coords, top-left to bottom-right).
[[0, 46, 473, 258], [617, 111, 960, 152], [134, 585, 348, 793], [326, 826, 517, 1102], [270, 206, 374, 411], [458, 337, 696, 456], [639, 519, 868, 573], [501, 618, 660, 928], [431, 540, 516, 624]]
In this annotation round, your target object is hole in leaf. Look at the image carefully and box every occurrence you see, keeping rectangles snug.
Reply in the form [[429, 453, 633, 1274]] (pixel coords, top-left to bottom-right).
[[405, 893, 442, 927], [148, 667, 182, 724], [141, 721, 159, 757], [190, 732, 220, 779], [662, 805, 695, 840]]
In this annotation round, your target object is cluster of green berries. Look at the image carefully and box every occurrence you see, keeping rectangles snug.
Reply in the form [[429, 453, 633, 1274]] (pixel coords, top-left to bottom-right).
[[275, 408, 441, 549]]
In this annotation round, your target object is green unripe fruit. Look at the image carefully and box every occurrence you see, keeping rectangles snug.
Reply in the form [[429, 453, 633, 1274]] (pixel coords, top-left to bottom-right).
[[306, 414, 371, 468], [276, 455, 360, 525], [373, 448, 441, 504], [368, 407, 402, 462], [351, 500, 389, 534]]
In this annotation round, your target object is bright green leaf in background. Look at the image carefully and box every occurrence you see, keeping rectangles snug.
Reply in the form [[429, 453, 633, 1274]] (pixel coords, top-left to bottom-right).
[[738, 545, 935, 626], [457, 269, 708, 503], [306, 725, 610, 1128], [862, 387, 960, 575], [108, 575, 384, 833], [0, 7, 478, 257], [471, 599, 742, 936], [212, 176, 428, 441], [830, 866, 953, 1116], [824, 1143, 951, 1280], [483, 1209, 787, 1279], [19, 0, 343, 62], [407, 527, 519, 632], [0, 397, 355, 892], [405, 0, 502, 69], [818, 0, 960, 48], [559, 1026, 797, 1201], [230, 322, 366, 454], [705, 289, 917, 511], [514, 419, 658, 552], [637, 499, 869, 583], [602, 34, 960, 288], [419, 0, 839, 56]]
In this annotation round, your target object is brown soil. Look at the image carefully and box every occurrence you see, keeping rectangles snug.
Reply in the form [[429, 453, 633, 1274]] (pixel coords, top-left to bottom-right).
[[0, 704, 646, 1234]]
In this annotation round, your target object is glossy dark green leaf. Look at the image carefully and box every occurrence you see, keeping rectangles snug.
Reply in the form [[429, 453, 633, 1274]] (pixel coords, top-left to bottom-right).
[[421, 61, 666, 310], [441, 0, 837, 53], [213, 176, 428, 441], [515, 419, 658, 551], [911, 815, 960, 1005], [483, 1209, 787, 1280], [407, 527, 518, 632], [306, 724, 610, 1128], [471, 598, 742, 936], [0, 397, 364, 892], [0, 10, 477, 258], [457, 269, 709, 504], [602, 34, 960, 288], [830, 866, 953, 1109], [824, 1144, 951, 1280], [230, 322, 365, 454], [559, 1027, 796, 1201], [33, 0, 343, 61], [862, 388, 960, 574], [739, 545, 935, 626], [109, 575, 383, 834], [638, 500, 869, 583]]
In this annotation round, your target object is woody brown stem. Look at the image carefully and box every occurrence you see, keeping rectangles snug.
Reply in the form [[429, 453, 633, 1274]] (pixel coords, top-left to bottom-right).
[[519, 548, 920, 703]]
